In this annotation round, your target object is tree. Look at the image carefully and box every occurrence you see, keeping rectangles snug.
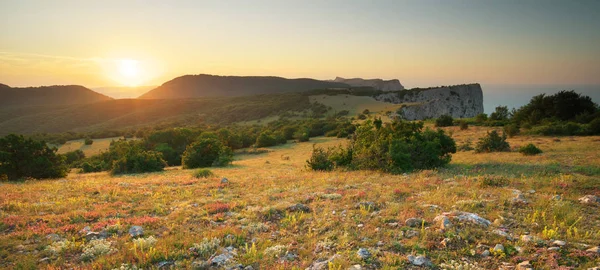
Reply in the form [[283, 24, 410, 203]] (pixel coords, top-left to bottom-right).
[[489, 106, 509, 121], [182, 137, 233, 169], [0, 134, 68, 181]]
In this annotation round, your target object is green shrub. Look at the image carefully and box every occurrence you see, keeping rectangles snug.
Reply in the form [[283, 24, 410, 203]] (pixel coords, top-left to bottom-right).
[[489, 106, 509, 121], [0, 134, 68, 181], [357, 114, 367, 120], [111, 150, 167, 175], [84, 137, 93, 145], [182, 138, 233, 169], [63, 150, 85, 166], [81, 161, 104, 173], [479, 175, 509, 187], [475, 130, 510, 153], [503, 124, 520, 138], [459, 121, 468, 130], [589, 118, 600, 135], [256, 132, 277, 147], [306, 146, 334, 171], [519, 143, 543, 156], [193, 169, 214, 178], [475, 113, 488, 123], [435, 114, 454, 127], [293, 128, 310, 142]]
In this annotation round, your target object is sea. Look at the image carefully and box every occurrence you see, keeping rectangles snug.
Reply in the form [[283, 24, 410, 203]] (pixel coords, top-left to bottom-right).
[[480, 84, 600, 114]]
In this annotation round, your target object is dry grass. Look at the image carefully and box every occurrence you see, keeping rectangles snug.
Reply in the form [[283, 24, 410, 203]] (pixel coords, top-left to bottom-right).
[[1, 129, 599, 269], [55, 137, 131, 157]]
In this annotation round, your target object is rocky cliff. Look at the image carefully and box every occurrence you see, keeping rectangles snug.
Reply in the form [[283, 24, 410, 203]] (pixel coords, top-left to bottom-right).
[[374, 84, 484, 120], [331, 77, 404, 91]]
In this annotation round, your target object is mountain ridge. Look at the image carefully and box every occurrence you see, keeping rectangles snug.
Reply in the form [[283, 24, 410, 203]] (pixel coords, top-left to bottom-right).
[[0, 84, 112, 107]]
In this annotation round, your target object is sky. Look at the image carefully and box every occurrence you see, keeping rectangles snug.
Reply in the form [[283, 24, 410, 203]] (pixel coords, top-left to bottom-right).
[[1, 0, 600, 88]]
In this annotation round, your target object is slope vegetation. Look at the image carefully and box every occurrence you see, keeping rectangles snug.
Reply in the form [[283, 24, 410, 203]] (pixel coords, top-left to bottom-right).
[[0, 84, 112, 107]]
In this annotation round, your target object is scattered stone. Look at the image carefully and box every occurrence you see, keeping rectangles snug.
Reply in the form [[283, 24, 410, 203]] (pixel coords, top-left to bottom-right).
[[85, 231, 101, 241], [552, 195, 562, 201], [287, 203, 311, 213], [157, 261, 175, 269], [357, 224, 364, 228], [421, 204, 441, 211], [407, 255, 432, 267], [376, 241, 384, 247], [192, 260, 210, 269], [45, 234, 62, 242], [434, 215, 452, 230], [548, 247, 560, 251], [348, 265, 362, 270], [221, 177, 229, 184], [405, 217, 424, 227], [210, 247, 237, 267], [357, 248, 371, 260], [387, 222, 399, 227], [511, 193, 529, 205], [80, 226, 92, 234], [520, 235, 534, 243], [493, 244, 505, 253], [306, 254, 341, 270], [405, 230, 420, 238], [492, 229, 512, 240], [517, 261, 532, 270], [481, 250, 491, 257], [579, 195, 600, 205], [586, 246, 600, 253], [552, 240, 566, 246], [129, 226, 143, 238], [39, 257, 51, 263], [493, 218, 503, 226], [527, 190, 536, 194], [442, 211, 491, 227]]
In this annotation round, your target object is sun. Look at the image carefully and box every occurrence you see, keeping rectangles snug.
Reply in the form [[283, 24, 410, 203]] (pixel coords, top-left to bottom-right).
[[117, 59, 141, 86]]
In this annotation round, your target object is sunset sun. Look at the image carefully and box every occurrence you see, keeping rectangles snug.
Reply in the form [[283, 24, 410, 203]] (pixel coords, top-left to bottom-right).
[[117, 58, 141, 86]]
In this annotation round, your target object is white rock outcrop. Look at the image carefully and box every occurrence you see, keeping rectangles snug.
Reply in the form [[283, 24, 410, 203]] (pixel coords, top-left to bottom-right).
[[374, 83, 484, 120], [332, 77, 404, 91]]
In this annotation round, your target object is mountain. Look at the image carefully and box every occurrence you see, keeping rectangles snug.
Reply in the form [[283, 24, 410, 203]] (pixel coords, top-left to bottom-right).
[[0, 84, 112, 107], [331, 77, 405, 91], [93, 86, 157, 99], [139, 74, 350, 99]]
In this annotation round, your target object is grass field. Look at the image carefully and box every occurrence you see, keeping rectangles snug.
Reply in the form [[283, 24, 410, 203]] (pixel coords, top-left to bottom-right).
[[55, 137, 130, 157], [1, 127, 599, 269]]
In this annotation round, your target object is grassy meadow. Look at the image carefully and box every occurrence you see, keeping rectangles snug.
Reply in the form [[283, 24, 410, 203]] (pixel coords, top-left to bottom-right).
[[55, 137, 130, 157], [1, 126, 599, 269]]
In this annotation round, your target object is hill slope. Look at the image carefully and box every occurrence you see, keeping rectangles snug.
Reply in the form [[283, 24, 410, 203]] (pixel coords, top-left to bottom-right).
[[139, 74, 350, 99], [0, 84, 112, 107]]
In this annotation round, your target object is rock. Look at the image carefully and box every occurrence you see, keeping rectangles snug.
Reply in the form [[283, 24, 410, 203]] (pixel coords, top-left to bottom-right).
[[357, 248, 371, 260], [552, 195, 562, 201], [306, 254, 341, 270], [374, 84, 483, 120], [387, 222, 399, 227], [405, 218, 424, 227], [192, 260, 210, 269], [129, 226, 143, 237], [527, 190, 536, 194], [348, 265, 362, 270], [548, 247, 560, 251], [211, 248, 236, 267], [407, 255, 432, 267], [80, 226, 92, 234], [221, 177, 229, 184], [492, 229, 512, 240], [39, 257, 51, 263], [517, 261, 533, 270], [357, 224, 364, 228], [441, 211, 491, 227], [376, 241, 384, 247], [586, 246, 600, 253], [511, 193, 529, 205], [481, 250, 491, 257], [85, 231, 101, 241], [552, 240, 566, 246], [405, 230, 420, 238], [520, 235, 534, 243], [579, 195, 600, 205], [157, 261, 175, 269], [45, 234, 62, 242], [434, 215, 452, 230], [287, 203, 311, 213], [493, 244, 505, 253]]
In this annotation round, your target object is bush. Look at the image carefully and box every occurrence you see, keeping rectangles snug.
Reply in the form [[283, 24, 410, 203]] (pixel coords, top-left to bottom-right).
[[81, 161, 104, 173], [362, 109, 370, 115], [256, 132, 277, 147], [479, 175, 509, 187], [293, 128, 310, 142], [589, 118, 600, 135], [475, 130, 510, 153], [503, 124, 520, 138], [0, 134, 68, 181], [357, 114, 367, 120], [519, 143, 543, 156], [63, 150, 85, 166], [308, 120, 456, 173], [84, 137, 93, 145], [193, 169, 214, 178], [459, 121, 468, 130], [111, 149, 167, 175], [475, 113, 488, 123], [182, 138, 233, 169], [489, 106, 509, 121], [306, 146, 333, 171], [457, 139, 474, 152], [435, 114, 454, 127]]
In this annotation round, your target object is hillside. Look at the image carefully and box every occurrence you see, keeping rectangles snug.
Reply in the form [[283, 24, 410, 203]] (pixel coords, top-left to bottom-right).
[[139, 74, 350, 99], [93, 86, 156, 99], [331, 76, 405, 91], [0, 84, 112, 107], [0, 94, 312, 135]]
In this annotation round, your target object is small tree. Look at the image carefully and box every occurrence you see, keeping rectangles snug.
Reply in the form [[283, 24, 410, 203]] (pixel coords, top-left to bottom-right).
[[503, 124, 520, 138], [306, 146, 333, 171], [475, 130, 511, 153], [0, 134, 68, 180], [489, 106, 509, 121], [84, 137, 93, 145], [435, 114, 454, 127], [182, 138, 233, 169], [111, 150, 167, 175], [519, 144, 543, 156]]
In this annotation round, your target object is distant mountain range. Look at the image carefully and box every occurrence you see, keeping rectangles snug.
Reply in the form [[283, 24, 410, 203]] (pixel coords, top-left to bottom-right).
[[93, 86, 156, 99], [138, 74, 351, 99], [0, 83, 112, 107]]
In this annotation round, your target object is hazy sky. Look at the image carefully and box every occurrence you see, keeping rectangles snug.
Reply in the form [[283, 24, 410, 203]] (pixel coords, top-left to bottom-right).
[[1, 0, 599, 88]]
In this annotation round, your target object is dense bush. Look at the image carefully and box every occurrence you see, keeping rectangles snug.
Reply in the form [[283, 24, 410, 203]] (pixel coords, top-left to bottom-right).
[[306, 146, 334, 171], [84, 137, 93, 145], [256, 132, 278, 147], [489, 106, 510, 121], [63, 150, 85, 166], [111, 149, 167, 175], [435, 114, 454, 127], [182, 137, 233, 169], [512, 90, 598, 126], [519, 143, 543, 156], [503, 124, 520, 138], [475, 130, 510, 153], [145, 128, 198, 166], [0, 134, 68, 181], [193, 168, 214, 178], [293, 128, 310, 142], [475, 113, 488, 123], [307, 120, 456, 173]]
